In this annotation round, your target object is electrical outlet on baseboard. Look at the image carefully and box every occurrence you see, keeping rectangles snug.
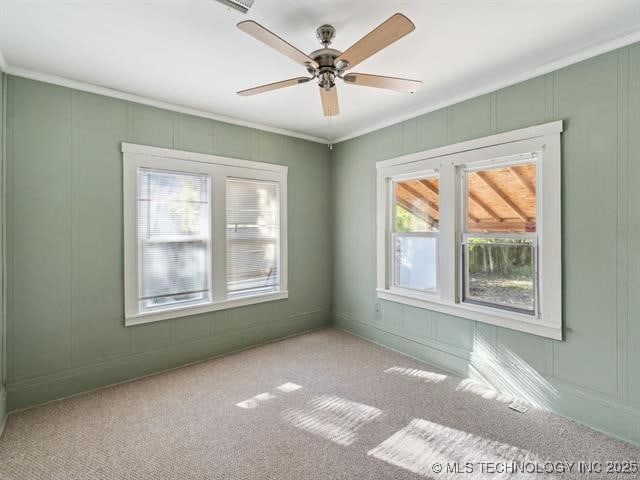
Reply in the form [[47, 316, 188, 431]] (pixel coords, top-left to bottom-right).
[[374, 301, 383, 321]]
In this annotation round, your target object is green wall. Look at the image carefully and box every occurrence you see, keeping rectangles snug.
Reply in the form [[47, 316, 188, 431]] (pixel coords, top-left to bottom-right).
[[0, 72, 6, 428], [4, 76, 332, 410], [332, 44, 640, 445], [2, 42, 640, 446]]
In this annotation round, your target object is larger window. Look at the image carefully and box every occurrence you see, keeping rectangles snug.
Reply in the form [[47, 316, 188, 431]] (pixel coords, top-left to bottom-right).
[[123, 143, 288, 326], [376, 122, 562, 339]]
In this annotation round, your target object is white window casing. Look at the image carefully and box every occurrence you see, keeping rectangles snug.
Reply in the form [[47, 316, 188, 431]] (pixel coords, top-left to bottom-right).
[[376, 121, 562, 340], [123, 143, 288, 326]]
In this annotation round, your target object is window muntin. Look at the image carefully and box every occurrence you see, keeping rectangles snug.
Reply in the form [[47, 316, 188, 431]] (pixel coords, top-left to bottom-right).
[[461, 158, 538, 315], [137, 169, 212, 312], [226, 178, 280, 297], [391, 175, 439, 293]]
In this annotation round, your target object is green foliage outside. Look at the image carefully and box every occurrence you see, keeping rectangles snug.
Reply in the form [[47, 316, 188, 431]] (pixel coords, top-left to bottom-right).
[[395, 205, 434, 232], [466, 238, 533, 280]]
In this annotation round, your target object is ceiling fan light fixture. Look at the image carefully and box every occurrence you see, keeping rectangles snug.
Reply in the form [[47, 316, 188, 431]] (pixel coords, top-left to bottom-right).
[[319, 71, 336, 91], [335, 59, 349, 72]]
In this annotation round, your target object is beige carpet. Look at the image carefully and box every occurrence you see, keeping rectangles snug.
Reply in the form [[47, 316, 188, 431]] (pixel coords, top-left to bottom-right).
[[0, 327, 637, 479]]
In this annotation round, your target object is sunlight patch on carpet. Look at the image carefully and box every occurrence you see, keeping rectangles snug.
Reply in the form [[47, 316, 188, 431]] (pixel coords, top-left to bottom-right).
[[368, 418, 545, 479], [384, 366, 447, 383], [276, 382, 302, 393], [282, 395, 383, 446]]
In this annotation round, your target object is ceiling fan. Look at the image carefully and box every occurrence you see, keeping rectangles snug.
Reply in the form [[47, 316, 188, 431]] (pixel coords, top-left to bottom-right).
[[236, 13, 422, 116]]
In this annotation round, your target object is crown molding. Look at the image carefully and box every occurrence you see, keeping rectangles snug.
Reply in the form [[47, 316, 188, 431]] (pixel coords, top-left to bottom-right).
[[332, 28, 640, 143], [1, 63, 326, 144], [1, 27, 639, 145]]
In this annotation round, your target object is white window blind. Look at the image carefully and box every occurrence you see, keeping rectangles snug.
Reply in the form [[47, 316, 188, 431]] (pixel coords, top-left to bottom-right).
[[226, 178, 280, 297], [137, 168, 211, 312], [124, 143, 288, 325]]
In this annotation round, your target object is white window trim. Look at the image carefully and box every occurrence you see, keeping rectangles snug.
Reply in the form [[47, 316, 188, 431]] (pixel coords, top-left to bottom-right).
[[376, 121, 562, 340], [122, 143, 288, 326]]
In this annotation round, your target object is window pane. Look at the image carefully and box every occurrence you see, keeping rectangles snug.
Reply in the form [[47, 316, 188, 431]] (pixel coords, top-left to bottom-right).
[[140, 241, 208, 309], [226, 179, 279, 296], [466, 162, 536, 233], [394, 235, 437, 292], [464, 237, 534, 313], [138, 170, 208, 238], [394, 177, 439, 232], [137, 169, 211, 312]]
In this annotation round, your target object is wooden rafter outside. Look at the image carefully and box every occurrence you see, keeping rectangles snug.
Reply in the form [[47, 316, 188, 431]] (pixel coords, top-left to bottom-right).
[[418, 179, 439, 195], [399, 183, 439, 217], [399, 183, 481, 224], [467, 191, 502, 221], [474, 171, 529, 222], [509, 166, 535, 195], [467, 221, 528, 232], [396, 198, 438, 228]]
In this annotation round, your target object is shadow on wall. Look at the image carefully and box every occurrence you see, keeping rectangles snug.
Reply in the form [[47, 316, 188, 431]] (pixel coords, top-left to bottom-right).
[[466, 334, 558, 410]]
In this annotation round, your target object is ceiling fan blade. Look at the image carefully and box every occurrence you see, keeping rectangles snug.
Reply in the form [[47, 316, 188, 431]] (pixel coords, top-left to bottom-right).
[[319, 86, 339, 116], [237, 77, 312, 97], [238, 20, 319, 69], [342, 73, 422, 93], [335, 13, 414, 70]]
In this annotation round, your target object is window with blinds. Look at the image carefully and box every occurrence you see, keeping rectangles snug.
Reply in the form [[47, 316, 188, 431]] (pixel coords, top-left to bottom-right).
[[123, 143, 287, 325], [226, 179, 280, 297], [137, 168, 211, 312]]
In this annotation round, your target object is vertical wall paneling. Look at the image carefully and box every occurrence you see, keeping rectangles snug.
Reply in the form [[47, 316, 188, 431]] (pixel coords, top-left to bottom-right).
[[627, 43, 640, 406], [71, 91, 129, 365], [332, 45, 640, 445], [7, 78, 73, 378], [4, 77, 332, 410], [553, 52, 618, 396], [617, 47, 630, 401], [0, 71, 6, 427]]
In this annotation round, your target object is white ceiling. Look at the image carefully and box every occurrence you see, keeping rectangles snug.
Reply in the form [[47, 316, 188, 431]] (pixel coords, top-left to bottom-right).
[[1, 1, 639, 143]]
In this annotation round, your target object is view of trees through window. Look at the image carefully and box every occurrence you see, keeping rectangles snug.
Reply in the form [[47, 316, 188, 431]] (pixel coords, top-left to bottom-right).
[[463, 161, 537, 313], [395, 204, 428, 232], [464, 237, 534, 312]]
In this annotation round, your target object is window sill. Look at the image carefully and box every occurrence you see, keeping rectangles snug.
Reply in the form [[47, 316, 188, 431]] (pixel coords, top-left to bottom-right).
[[376, 288, 562, 340], [125, 290, 289, 326]]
